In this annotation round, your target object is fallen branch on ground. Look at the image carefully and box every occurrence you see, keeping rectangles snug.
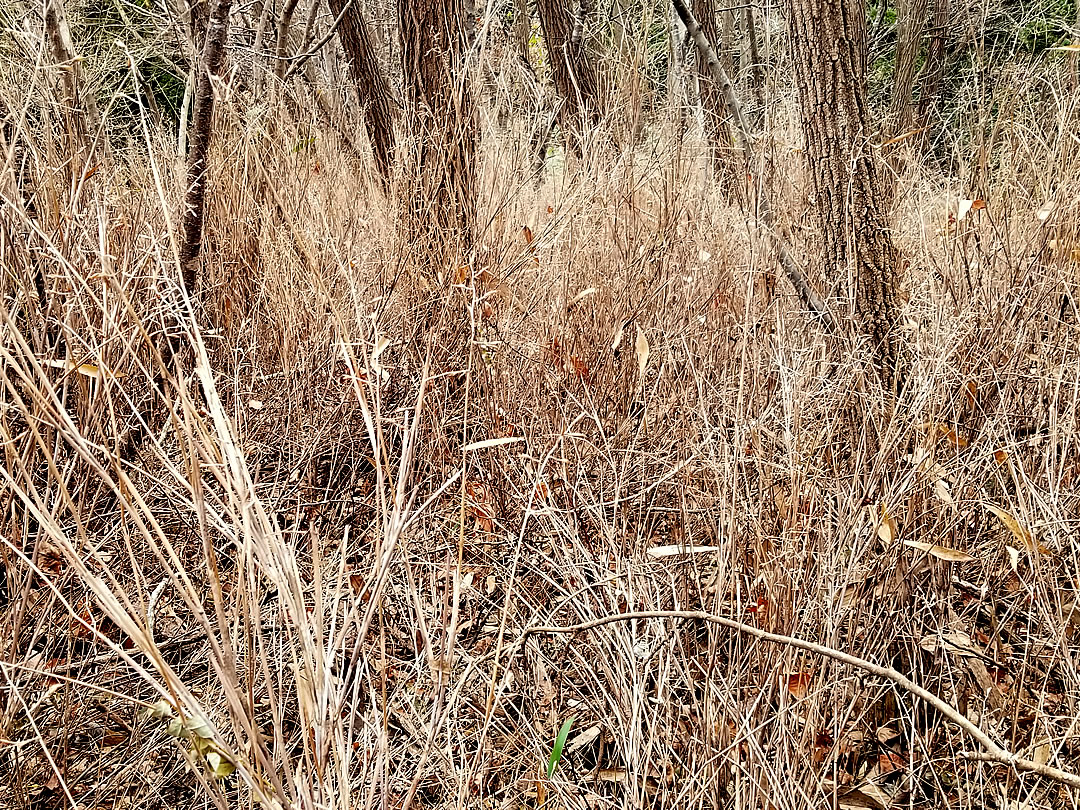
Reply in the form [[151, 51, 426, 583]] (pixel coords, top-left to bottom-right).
[[526, 609, 1080, 791]]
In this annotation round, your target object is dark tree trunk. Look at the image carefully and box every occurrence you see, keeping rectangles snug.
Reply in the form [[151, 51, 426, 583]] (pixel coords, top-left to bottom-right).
[[328, 0, 397, 185], [786, 0, 903, 382], [398, 0, 477, 260], [178, 0, 233, 292], [536, 0, 601, 151], [693, 0, 734, 176]]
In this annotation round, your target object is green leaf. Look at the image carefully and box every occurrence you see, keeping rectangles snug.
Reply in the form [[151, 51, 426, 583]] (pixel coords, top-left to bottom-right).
[[205, 751, 235, 779], [143, 699, 174, 720], [185, 715, 215, 739], [546, 716, 576, 779], [191, 735, 214, 757]]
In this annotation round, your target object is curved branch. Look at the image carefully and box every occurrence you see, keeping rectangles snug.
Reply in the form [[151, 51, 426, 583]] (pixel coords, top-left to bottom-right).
[[527, 609, 1080, 791]]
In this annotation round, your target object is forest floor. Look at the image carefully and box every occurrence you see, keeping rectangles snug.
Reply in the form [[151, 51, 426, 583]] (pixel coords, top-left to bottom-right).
[[3, 76, 1080, 810]]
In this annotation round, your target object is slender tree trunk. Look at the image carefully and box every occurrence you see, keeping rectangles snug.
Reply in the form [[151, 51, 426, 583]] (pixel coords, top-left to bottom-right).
[[917, 0, 949, 125], [719, 7, 736, 77], [888, 0, 929, 135], [398, 0, 477, 261], [693, 0, 731, 175], [328, 0, 397, 185], [513, 0, 531, 63], [178, 0, 233, 292], [250, 0, 274, 91], [273, 0, 300, 77], [786, 0, 903, 382], [43, 0, 101, 164], [536, 0, 601, 151], [744, 5, 764, 110]]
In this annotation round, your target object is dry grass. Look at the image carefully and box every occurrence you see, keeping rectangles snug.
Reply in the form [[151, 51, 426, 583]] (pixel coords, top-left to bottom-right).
[[3, 28, 1080, 810]]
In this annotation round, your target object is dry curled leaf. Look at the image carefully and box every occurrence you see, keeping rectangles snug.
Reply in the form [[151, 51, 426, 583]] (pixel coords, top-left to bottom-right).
[[875, 505, 898, 545], [635, 326, 650, 378], [44, 358, 126, 379], [786, 672, 812, 698]]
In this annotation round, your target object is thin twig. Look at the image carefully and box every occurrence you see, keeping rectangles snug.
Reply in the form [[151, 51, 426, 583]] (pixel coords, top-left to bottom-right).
[[527, 609, 1080, 791], [282, 0, 354, 83]]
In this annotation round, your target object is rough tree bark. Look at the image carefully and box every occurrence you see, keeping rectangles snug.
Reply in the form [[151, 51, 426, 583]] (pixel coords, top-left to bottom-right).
[[328, 0, 396, 185], [536, 0, 602, 150], [786, 0, 903, 382], [178, 0, 233, 292], [512, 0, 531, 63], [398, 0, 477, 260], [888, 0, 930, 135]]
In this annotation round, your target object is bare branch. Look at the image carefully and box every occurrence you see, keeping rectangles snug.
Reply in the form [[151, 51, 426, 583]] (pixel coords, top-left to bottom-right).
[[528, 609, 1080, 792]]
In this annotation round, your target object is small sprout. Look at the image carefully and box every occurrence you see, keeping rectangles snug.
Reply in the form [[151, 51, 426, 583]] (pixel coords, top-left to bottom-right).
[[546, 716, 576, 778]]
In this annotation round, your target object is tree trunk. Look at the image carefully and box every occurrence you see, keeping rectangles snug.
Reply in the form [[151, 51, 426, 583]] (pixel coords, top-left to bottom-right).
[[693, 0, 732, 176], [273, 0, 301, 77], [328, 0, 397, 185], [178, 0, 233, 292], [888, 0, 929, 136], [917, 0, 948, 125], [786, 0, 903, 382], [398, 0, 477, 261], [744, 5, 764, 110], [718, 7, 737, 77], [536, 0, 601, 151], [43, 0, 101, 165], [512, 0, 531, 63]]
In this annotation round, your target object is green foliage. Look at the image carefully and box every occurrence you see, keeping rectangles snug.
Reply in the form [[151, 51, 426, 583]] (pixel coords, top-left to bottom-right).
[[143, 700, 236, 780], [1019, 0, 1078, 52], [867, 0, 898, 28], [642, 10, 672, 97], [546, 716, 575, 778], [71, 0, 188, 132]]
